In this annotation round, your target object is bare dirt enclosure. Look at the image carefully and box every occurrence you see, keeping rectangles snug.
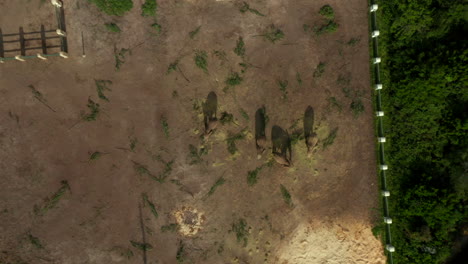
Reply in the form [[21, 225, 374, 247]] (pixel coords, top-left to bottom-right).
[[0, 0, 385, 263]]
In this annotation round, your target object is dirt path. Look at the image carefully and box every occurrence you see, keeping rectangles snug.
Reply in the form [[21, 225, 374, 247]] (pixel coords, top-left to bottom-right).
[[0, 0, 385, 263]]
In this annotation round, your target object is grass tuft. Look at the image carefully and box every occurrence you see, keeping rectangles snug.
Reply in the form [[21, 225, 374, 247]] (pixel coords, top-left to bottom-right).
[[220, 111, 234, 125], [313, 62, 326, 78], [239, 108, 249, 121], [161, 116, 169, 138], [247, 166, 263, 186], [262, 26, 284, 43], [176, 241, 185, 263], [239, 2, 265, 16], [142, 193, 158, 219], [231, 219, 249, 247], [34, 181, 70, 215], [95, 80, 112, 102], [130, 241, 153, 251], [188, 144, 207, 165], [234, 36, 246, 57], [189, 26, 201, 39], [167, 60, 179, 74], [82, 98, 100, 121], [28, 234, 43, 249], [322, 127, 338, 150], [194, 50, 208, 73], [207, 177, 226, 196], [141, 0, 157, 17], [151, 23, 162, 34], [319, 5, 335, 19], [351, 99, 365, 118], [161, 223, 179, 233], [278, 80, 288, 100], [115, 48, 130, 71], [280, 184, 292, 207], [105, 23, 121, 33], [226, 129, 247, 155], [296, 72, 302, 86], [225, 72, 243, 86]]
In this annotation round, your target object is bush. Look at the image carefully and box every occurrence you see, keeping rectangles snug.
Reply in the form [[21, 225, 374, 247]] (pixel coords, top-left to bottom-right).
[[89, 0, 133, 16]]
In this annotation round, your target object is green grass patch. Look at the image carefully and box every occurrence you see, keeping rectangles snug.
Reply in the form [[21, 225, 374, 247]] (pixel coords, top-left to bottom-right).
[[315, 21, 338, 35], [226, 129, 247, 155], [207, 177, 226, 196], [129, 137, 138, 152], [105, 23, 121, 33], [247, 166, 263, 186], [239, 108, 249, 121], [326, 96, 342, 113], [151, 23, 162, 34], [189, 26, 201, 39], [194, 50, 208, 73], [234, 36, 245, 57], [34, 181, 70, 215], [350, 99, 365, 118], [261, 26, 284, 43], [347, 37, 361, 46], [225, 72, 243, 87], [313, 62, 326, 78], [141, 0, 157, 17], [220, 111, 234, 125], [28, 234, 43, 249], [322, 127, 338, 150], [89, 0, 133, 16], [230, 218, 249, 247], [296, 72, 302, 86], [161, 116, 169, 138], [142, 193, 158, 219], [213, 50, 227, 63], [95, 80, 112, 102], [167, 60, 179, 74], [280, 184, 292, 207], [319, 5, 335, 19], [278, 80, 288, 100], [89, 151, 104, 161], [161, 223, 179, 233], [115, 48, 130, 71], [187, 144, 207, 165], [239, 2, 265, 16], [176, 241, 185, 263], [130, 241, 153, 252], [82, 98, 100, 121]]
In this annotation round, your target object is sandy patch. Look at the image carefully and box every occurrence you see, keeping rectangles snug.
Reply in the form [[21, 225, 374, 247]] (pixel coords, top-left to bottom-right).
[[277, 222, 386, 264]]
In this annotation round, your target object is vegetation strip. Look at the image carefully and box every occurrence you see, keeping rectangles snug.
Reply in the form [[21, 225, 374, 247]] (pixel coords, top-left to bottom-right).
[[372, 0, 467, 263]]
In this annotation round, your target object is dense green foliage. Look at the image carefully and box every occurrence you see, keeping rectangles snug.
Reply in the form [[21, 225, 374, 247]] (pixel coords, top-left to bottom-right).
[[89, 0, 133, 16], [378, 0, 468, 263]]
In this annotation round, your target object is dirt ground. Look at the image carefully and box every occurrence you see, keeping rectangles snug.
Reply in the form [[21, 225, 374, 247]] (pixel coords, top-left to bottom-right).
[[0, 0, 386, 263]]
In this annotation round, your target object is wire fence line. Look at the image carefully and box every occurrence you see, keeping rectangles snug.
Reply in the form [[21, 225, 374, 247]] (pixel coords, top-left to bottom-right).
[[369, 1, 395, 263]]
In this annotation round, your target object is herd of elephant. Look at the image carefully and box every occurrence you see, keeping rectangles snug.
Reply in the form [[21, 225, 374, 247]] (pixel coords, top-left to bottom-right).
[[201, 92, 319, 167]]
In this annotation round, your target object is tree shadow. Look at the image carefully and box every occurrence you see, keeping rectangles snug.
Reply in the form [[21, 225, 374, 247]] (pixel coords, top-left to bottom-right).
[[203, 92, 218, 134], [255, 106, 267, 155], [255, 107, 266, 139], [271, 125, 291, 160], [304, 106, 314, 138]]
